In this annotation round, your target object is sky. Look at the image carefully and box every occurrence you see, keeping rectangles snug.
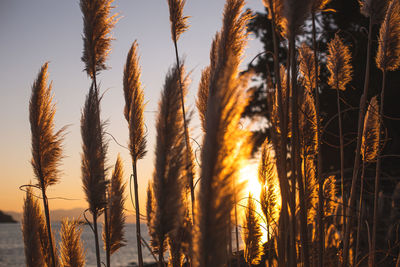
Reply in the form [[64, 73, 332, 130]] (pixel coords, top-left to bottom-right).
[[0, 0, 265, 215]]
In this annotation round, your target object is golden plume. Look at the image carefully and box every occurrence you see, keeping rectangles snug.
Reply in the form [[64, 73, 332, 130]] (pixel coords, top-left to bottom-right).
[[323, 175, 337, 218], [80, 0, 118, 78], [146, 181, 154, 230], [193, 1, 251, 266], [299, 87, 318, 157], [258, 140, 279, 233], [167, 0, 189, 42], [359, 0, 390, 24], [243, 194, 264, 266], [376, 0, 400, 71], [81, 84, 108, 215], [123, 41, 147, 160], [197, 66, 210, 133], [151, 64, 186, 263], [104, 155, 126, 254], [271, 65, 291, 137], [298, 43, 317, 90], [22, 187, 46, 267], [59, 218, 85, 267], [30, 62, 64, 190], [303, 157, 318, 225], [29, 62, 63, 267], [361, 96, 380, 162], [197, 34, 220, 133], [327, 34, 353, 91]]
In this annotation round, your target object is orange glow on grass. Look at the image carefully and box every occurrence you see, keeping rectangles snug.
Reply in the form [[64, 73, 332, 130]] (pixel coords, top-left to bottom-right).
[[238, 160, 282, 243]]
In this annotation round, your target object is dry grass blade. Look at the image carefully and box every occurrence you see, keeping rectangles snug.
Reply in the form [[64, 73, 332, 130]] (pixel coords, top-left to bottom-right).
[[361, 96, 380, 162], [151, 64, 186, 261], [327, 34, 353, 91], [60, 218, 85, 267], [193, 1, 251, 266], [376, 0, 400, 71], [167, 0, 189, 42], [243, 194, 263, 266], [81, 84, 108, 215], [123, 41, 147, 160], [80, 0, 118, 78], [22, 187, 46, 267], [359, 0, 390, 24], [105, 155, 126, 254], [298, 43, 317, 90], [30, 62, 64, 190]]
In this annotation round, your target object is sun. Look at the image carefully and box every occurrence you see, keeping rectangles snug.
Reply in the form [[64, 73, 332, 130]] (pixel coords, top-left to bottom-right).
[[238, 161, 269, 243]]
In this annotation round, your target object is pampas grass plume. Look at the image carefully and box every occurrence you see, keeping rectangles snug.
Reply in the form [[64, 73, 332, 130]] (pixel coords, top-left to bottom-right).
[[376, 0, 400, 71], [327, 34, 353, 91], [30, 62, 64, 190], [105, 155, 126, 254], [22, 187, 46, 267], [123, 41, 147, 160], [80, 0, 118, 78], [60, 218, 85, 267], [167, 0, 189, 42], [81, 85, 108, 215], [361, 96, 380, 162], [298, 43, 317, 90], [151, 64, 186, 261], [243, 194, 263, 266]]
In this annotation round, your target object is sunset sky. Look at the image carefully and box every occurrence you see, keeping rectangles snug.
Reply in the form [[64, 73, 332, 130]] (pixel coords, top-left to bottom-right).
[[0, 0, 265, 215]]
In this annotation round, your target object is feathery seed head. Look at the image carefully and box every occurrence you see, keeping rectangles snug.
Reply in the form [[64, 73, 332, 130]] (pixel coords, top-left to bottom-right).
[[81, 85, 108, 215], [243, 194, 263, 265], [168, 0, 189, 41], [59, 218, 85, 267], [361, 96, 380, 162], [327, 34, 353, 91], [22, 187, 46, 267], [80, 0, 118, 78], [30, 62, 64, 190], [376, 0, 400, 71], [298, 42, 317, 90], [299, 87, 318, 157], [151, 64, 187, 256], [105, 155, 126, 254], [123, 41, 147, 160], [193, 1, 252, 265]]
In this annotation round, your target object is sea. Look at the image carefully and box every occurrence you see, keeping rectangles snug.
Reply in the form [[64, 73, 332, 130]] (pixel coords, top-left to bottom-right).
[[0, 223, 155, 267]]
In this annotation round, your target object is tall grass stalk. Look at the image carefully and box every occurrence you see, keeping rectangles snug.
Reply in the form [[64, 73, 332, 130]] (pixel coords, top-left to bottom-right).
[[193, 1, 251, 266], [167, 0, 195, 226], [370, 1, 400, 264], [29, 62, 65, 267], [262, 0, 290, 263], [123, 41, 147, 267], [343, 1, 390, 264]]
